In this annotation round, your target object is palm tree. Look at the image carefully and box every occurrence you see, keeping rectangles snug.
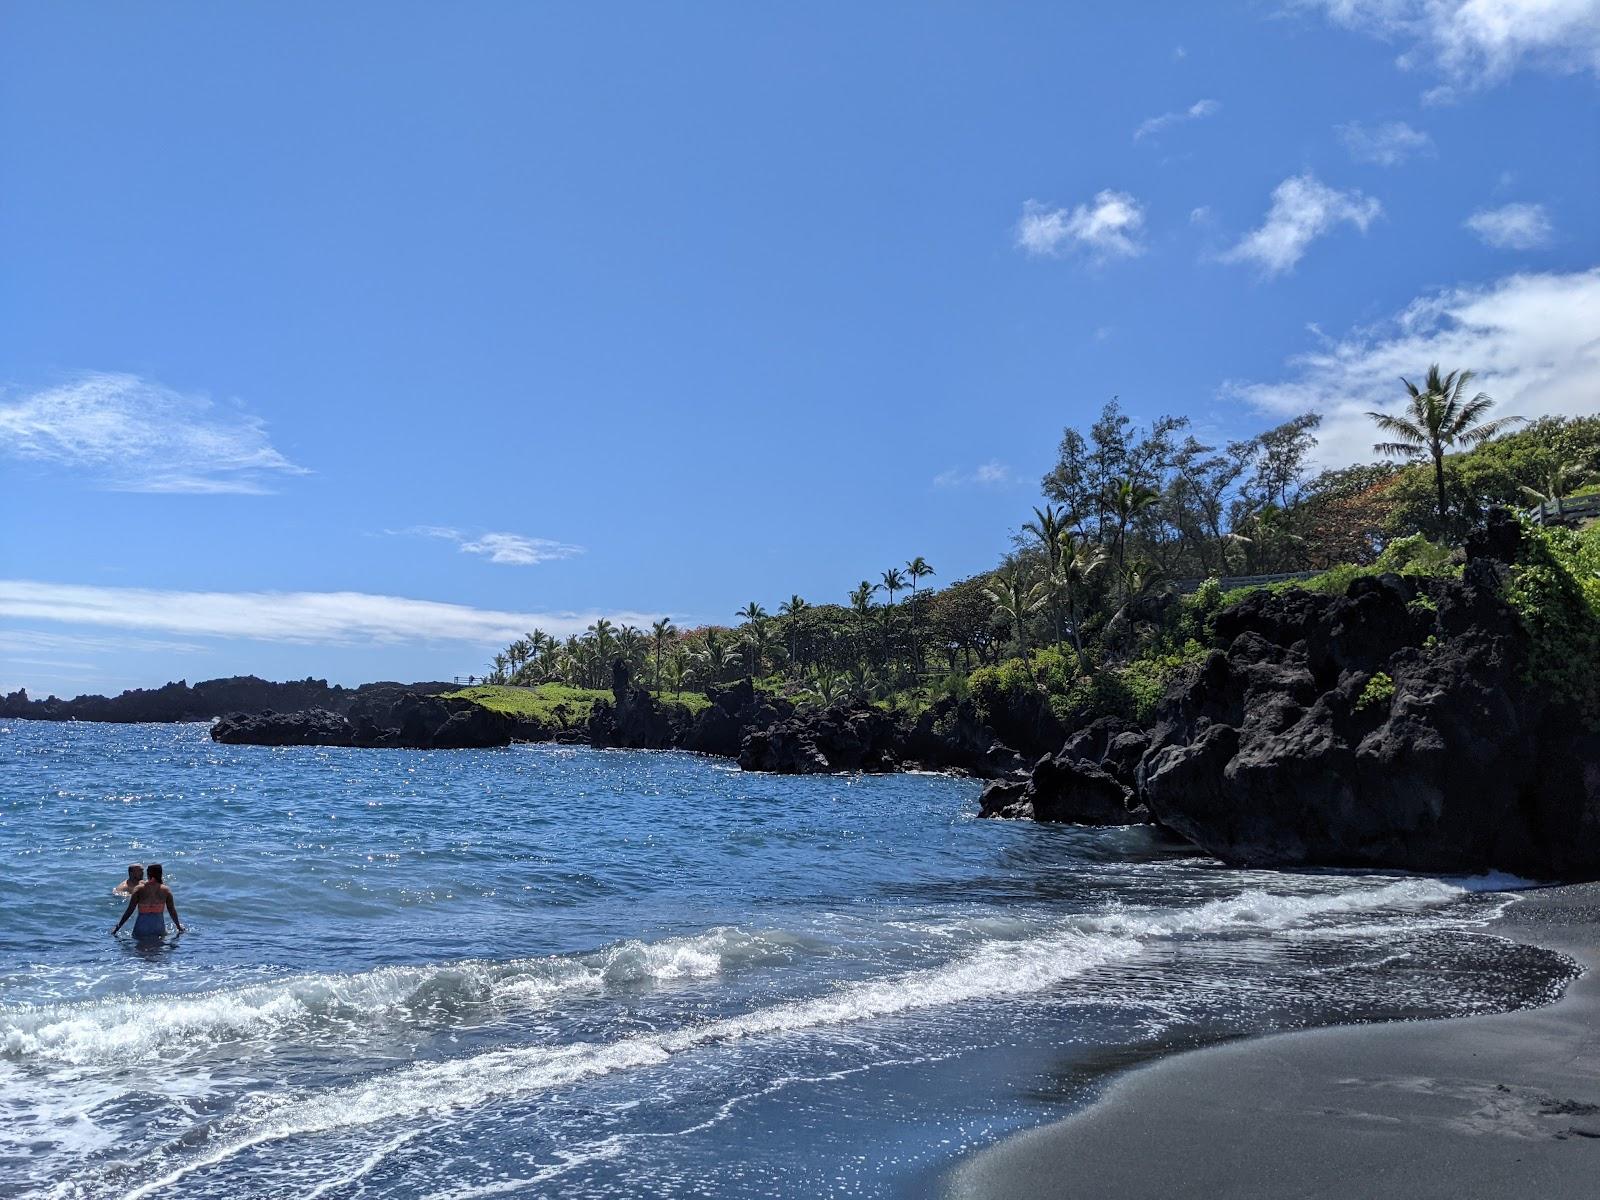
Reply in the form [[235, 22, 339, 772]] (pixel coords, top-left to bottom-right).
[[650, 617, 676, 689], [735, 602, 770, 678], [1021, 505, 1068, 574], [983, 557, 1045, 666], [586, 618, 616, 688], [848, 580, 877, 676], [1050, 532, 1107, 670], [1103, 477, 1160, 574], [778, 594, 810, 674], [490, 651, 509, 684], [1368, 365, 1522, 522], [904, 556, 935, 676], [666, 644, 690, 696], [1104, 559, 1163, 651], [694, 627, 734, 686]]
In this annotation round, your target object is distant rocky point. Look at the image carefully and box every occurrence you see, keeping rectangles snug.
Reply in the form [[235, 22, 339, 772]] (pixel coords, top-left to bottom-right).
[[0, 676, 458, 724]]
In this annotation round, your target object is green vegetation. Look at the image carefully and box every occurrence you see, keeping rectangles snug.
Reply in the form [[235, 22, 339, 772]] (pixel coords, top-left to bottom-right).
[[466, 365, 1594, 733], [1356, 672, 1396, 712], [1505, 523, 1600, 726], [445, 683, 710, 727]]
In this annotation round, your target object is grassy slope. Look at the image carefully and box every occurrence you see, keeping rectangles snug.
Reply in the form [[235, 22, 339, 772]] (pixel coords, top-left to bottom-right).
[[445, 683, 710, 726]]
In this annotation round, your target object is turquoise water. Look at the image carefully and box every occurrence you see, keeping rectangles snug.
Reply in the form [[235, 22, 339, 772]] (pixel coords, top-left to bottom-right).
[[0, 721, 1575, 1199]]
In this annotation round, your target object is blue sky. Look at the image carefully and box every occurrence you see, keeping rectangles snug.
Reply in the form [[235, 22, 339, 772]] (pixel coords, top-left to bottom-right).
[[3, 1, 1598, 696]]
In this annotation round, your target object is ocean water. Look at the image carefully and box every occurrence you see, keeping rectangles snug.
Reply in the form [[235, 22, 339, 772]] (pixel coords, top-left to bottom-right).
[[0, 721, 1576, 1199]]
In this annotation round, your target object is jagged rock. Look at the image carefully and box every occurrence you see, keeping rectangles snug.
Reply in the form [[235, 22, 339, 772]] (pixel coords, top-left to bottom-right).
[[4, 676, 459, 724], [682, 680, 792, 758], [981, 748, 1147, 824], [211, 708, 354, 747], [588, 661, 692, 750], [904, 697, 1029, 778], [211, 692, 511, 750], [1137, 510, 1600, 878], [740, 701, 901, 773]]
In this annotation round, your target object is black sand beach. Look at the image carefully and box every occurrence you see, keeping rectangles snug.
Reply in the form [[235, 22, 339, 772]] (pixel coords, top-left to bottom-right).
[[944, 882, 1600, 1200]]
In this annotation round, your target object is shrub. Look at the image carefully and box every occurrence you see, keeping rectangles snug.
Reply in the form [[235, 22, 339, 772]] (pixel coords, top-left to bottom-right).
[[1506, 523, 1600, 727], [1355, 671, 1395, 712]]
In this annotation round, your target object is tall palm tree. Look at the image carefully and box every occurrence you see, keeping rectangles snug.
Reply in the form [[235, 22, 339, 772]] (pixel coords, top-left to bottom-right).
[[650, 617, 676, 689], [1051, 532, 1108, 670], [586, 618, 616, 688], [1103, 477, 1160, 575], [1368, 365, 1522, 522], [878, 568, 907, 680], [490, 651, 509, 684], [904, 556, 935, 677], [666, 644, 690, 696], [848, 580, 877, 676], [778, 594, 810, 674], [983, 557, 1045, 666], [1021, 505, 1068, 574], [735, 602, 770, 678]]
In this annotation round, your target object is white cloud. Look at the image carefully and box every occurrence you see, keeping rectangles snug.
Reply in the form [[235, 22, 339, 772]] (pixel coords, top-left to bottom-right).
[[1464, 201, 1554, 248], [1337, 119, 1434, 164], [0, 581, 667, 646], [0, 373, 305, 494], [1302, 0, 1600, 93], [402, 526, 584, 565], [934, 460, 1016, 488], [1014, 192, 1146, 260], [1226, 267, 1600, 467], [1134, 97, 1222, 140], [1222, 173, 1382, 275]]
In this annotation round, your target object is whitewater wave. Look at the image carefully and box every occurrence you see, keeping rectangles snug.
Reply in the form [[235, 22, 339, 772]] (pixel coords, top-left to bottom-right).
[[50, 874, 1479, 1199], [0, 926, 827, 1068]]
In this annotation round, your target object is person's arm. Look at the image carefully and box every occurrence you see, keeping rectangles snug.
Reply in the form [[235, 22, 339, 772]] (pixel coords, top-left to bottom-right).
[[165, 887, 185, 933], [112, 896, 137, 934]]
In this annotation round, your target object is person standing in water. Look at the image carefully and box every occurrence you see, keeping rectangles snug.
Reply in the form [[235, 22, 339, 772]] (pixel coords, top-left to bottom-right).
[[113, 863, 144, 896], [113, 863, 185, 938]]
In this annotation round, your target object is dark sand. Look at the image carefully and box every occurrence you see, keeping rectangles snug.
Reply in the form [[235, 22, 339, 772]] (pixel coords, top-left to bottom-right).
[[944, 882, 1600, 1199]]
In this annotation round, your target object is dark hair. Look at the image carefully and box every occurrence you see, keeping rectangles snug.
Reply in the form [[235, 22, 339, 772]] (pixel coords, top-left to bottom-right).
[[128, 864, 144, 877], [146, 863, 164, 883]]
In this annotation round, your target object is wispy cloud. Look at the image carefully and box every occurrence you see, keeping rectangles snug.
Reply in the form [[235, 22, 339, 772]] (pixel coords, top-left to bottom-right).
[[1222, 173, 1381, 275], [0, 581, 666, 646], [0, 372, 305, 494], [1134, 97, 1221, 140], [1337, 119, 1434, 165], [400, 526, 584, 565], [1226, 267, 1600, 466], [1299, 0, 1600, 96], [0, 629, 208, 657], [934, 460, 1015, 488], [1014, 192, 1146, 260], [1464, 201, 1553, 249]]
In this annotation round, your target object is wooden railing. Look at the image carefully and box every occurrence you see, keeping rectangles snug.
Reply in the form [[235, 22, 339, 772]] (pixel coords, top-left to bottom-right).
[[1527, 494, 1600, 525], [1170, 570, 1318, 595]]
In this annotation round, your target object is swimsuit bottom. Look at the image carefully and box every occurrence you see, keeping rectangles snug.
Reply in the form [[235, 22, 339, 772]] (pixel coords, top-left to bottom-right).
[[132, 911, 166, 938]]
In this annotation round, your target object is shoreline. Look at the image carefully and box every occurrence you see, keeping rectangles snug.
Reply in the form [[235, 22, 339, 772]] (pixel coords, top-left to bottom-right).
[[941, 881, 1600, 1199]]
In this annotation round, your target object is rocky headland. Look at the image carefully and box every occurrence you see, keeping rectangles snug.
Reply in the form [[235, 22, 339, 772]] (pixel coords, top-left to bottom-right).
[[1, 675, 458, 724], [981, 509, 1600, 880]]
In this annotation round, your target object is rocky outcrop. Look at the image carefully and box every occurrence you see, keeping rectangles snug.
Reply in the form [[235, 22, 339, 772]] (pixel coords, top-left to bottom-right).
[[979, 716, 1151, 824], [1137, 511, 1600, 878], [680, 679, 793, 759], [739, 701, 902, 773], [211, 708, 354, 747], [211, 691, 512, 750], [4, 676, 458, 724], [587, 662, 695, 750]]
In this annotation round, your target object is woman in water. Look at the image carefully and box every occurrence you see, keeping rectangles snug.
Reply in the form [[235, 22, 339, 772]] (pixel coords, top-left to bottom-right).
[[112, 863, 185, 938]]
